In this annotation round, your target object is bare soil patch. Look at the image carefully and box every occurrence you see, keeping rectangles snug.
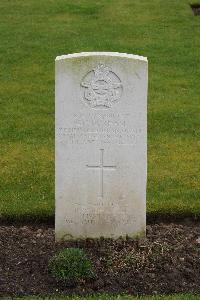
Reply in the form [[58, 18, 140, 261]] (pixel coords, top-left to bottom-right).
[[0, 223, 199, 297]]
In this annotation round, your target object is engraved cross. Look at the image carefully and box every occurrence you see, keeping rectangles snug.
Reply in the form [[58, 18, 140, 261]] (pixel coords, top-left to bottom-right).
[[86, 149, 116, 198]]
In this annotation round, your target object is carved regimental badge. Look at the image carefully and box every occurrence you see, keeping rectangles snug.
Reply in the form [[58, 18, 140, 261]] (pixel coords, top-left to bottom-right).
[[81, 64, 123, 109]]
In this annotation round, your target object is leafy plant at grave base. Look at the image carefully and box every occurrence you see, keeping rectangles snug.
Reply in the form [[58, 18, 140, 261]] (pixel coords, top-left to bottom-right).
[[49, 248, 93, 282]]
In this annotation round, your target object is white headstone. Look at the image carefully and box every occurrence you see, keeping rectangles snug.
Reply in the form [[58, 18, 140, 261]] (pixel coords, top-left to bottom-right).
[[55, 52, 148, 240]]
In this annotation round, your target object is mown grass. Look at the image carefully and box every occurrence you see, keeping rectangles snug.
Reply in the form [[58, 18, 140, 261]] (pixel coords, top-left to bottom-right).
[[0, 0, 199, 220]]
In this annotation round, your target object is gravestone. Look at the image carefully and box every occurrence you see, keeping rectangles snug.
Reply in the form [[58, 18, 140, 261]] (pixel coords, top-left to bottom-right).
[[55, 52, 148, 240]]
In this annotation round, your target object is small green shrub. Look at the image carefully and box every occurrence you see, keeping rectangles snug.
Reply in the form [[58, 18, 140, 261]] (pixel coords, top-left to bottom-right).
[[49, 248, 92, 281]]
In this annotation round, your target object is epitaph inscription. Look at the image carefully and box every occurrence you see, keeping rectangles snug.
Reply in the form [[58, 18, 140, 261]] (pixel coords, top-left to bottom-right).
[[57, 112, 143, 145]]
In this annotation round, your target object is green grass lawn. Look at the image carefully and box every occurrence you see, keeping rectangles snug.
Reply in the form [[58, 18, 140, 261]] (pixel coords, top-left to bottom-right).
[[0, 0, 199, 220]]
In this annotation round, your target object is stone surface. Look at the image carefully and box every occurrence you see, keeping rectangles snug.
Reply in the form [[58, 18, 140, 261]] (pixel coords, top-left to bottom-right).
[[55, 52, 148, 240]]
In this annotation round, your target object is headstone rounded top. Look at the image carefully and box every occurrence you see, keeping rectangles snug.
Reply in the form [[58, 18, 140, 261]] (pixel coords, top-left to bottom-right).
[[55, 52, 147, 62]]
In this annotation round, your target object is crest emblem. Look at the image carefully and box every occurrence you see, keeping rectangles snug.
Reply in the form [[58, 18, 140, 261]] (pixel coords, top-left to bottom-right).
[[81, 64, 123, 109]]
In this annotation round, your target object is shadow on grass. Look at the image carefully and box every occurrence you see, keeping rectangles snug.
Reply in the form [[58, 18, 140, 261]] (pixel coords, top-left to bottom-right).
[[0, 213, 199, 227]]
